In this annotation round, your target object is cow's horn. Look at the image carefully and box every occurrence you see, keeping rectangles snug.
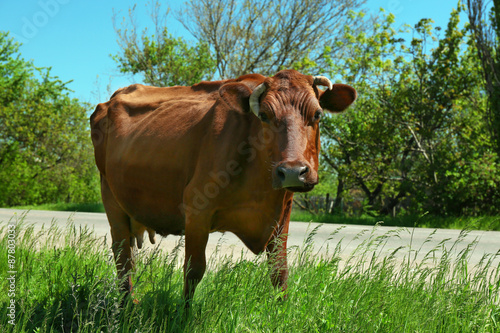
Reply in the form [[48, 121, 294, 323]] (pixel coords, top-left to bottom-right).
[[249, 83, 267, 117], [313, 76, 333, 90]]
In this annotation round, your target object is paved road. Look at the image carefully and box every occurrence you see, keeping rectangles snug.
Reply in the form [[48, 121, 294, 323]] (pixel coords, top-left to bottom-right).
[[1, 208, 499, 268]]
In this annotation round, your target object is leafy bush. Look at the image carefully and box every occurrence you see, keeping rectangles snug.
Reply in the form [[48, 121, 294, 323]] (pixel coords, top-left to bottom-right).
[[0, 32, 100, 206]]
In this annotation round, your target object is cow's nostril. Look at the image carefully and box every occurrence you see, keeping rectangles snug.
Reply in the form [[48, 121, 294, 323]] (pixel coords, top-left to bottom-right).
[[299, 166, 309, 177], [277, 167, 286, 182], [276, 164, 310, 188]]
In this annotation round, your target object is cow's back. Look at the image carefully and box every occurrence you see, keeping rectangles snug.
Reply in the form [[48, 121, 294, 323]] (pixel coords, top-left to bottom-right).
[[90, 82, 223, 234]]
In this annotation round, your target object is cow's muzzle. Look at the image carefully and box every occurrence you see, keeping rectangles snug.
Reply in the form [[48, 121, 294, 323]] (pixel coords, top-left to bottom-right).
[[273, 162, 317, 192]]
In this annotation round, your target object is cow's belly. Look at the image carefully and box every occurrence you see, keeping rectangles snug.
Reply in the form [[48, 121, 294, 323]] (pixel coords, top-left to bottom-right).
[[105, 162, 190, 236]]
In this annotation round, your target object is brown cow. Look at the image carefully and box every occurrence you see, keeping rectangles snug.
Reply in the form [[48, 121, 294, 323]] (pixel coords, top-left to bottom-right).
[[90, 69, 356, 303]]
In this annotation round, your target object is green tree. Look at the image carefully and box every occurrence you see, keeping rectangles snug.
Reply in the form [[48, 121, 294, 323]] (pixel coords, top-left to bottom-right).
[[467, 0, 500, 157], [316, 7, 498, 216], [316, 12, 411, 215], [113, 3, 216, 87], [0, 32, 99, 206], [114, 0, 367, 83], [176, 0, 367, 78]]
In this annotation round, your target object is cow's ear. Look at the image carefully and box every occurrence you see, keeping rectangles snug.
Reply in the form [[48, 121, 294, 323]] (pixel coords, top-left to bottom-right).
[[319, 83, 357, 113], [218, 82, 252, 113]]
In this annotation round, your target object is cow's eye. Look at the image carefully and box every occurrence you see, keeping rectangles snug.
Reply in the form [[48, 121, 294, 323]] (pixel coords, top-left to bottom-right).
[[259, 112, 270, 123], [313, 110, 323, 122]]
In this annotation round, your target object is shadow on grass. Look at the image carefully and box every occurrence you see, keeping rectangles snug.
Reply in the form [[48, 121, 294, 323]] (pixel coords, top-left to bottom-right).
[[18, 282, 121, 333], [135, 289, 190, 332], [17, 281, 190, 333]]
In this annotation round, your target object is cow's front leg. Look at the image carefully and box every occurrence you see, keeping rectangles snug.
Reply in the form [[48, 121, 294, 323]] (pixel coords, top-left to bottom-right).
[[266, 231, 289, 295], [183, 214, 209, 306], [266, 196, 292, 297]]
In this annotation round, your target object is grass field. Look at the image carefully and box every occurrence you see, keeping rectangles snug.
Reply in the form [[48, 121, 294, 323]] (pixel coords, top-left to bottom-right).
[[10, 202, 500, 231], [1, 216, 499, 332], [11, 202, 106, 213], [290, 211, 500, 231]]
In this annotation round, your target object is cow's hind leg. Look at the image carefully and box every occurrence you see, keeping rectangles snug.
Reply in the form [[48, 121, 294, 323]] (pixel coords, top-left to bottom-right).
[[101, 177, 134, 294]]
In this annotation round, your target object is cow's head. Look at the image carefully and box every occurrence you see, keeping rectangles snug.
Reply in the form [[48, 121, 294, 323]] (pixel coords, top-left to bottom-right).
[[220, 70, 356, 192]]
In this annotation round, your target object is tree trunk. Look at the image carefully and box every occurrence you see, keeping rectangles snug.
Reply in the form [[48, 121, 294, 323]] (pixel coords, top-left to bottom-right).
[[380, 191, 406, 216], [331, 177, 344, 214]]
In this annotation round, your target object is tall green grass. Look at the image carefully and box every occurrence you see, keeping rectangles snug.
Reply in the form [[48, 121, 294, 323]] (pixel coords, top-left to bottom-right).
[[1, 216, 499, 332]]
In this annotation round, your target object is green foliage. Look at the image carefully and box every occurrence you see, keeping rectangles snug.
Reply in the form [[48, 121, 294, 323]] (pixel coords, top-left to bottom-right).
[[467, 0, 500, 157], [112, 25, 216, 86], [1, 219, 499, 332], [116, 0, 366, 81], [12, 202, 105, 213], [309, 7, 499, 216], [0, 31, 100, 207]]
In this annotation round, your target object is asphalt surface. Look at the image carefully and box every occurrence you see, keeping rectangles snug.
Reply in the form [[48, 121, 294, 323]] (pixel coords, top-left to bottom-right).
[[1, 208, 499, 268]]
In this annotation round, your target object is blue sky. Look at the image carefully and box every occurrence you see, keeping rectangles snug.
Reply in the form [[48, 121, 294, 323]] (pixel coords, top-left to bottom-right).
[[0, 0, 464, 106]]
